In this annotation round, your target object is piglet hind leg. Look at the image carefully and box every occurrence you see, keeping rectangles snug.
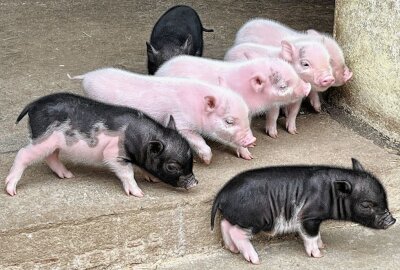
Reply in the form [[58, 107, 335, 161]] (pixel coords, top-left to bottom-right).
[[229, 223, 260, 264], [45, 149, 74, 179], [5, 136, 61, 196], [221, 219, 239, 253]]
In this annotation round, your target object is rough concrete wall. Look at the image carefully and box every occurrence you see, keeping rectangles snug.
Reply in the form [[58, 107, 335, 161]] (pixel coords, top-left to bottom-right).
[[331, 0, 400, 142]]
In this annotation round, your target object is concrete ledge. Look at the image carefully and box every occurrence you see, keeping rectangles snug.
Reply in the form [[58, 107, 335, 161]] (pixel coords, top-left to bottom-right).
[[1, 115, 399, 268]]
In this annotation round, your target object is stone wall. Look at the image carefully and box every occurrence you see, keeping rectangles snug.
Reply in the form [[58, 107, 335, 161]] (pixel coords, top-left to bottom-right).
[[330, 0, 400, 143]]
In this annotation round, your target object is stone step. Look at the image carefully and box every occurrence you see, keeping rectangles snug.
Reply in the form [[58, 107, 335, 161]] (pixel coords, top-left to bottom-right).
[[1, 114, 399, 269], [144, 223, 400, 270]]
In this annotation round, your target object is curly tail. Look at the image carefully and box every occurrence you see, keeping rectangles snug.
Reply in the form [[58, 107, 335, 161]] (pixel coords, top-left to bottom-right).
[[210, 193, 221, 230], [15, 102, 34, 124], [202, 27, 214, 33]]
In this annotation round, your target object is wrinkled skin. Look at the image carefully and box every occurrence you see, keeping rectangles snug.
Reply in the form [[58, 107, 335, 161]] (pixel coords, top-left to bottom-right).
[[211, 159, 395, 264], [5, 93, 197, 197], [75, 68, 254, 163]]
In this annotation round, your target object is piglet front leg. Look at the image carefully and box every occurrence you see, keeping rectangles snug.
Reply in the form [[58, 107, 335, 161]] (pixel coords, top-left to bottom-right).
[[180, 130, 212, 164], [285, 100, 302, 135], [103, 145, 144, 197], [308, 91, 321, 113], [265, 106, 280, 138]]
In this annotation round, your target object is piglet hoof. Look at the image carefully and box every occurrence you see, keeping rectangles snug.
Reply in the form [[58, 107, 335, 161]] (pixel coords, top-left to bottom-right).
[[310, 101, 322, 113], [311, 248, 323, 258], [306, 248, 323, 258], [57, 170, 74, 179], [243, 251, 260, 265], [124, 185, 144, 198], [266, 129, 278, 139], [236, 147, 253, 160], [286, 123, 298, 135], [313, 106, 321, 113], [198, 152, 212, 165], [6, 182, 17, 196]]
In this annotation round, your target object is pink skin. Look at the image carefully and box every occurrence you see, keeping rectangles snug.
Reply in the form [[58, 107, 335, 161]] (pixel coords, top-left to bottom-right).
[[307, 29, 353, 87], [220, 219, 260, 264], [226, 42, 334, 136], [5, 131, 144, 197], [219, 219, 326, 263], [156, 55, 310, 140], [235, 18, 346, 116], [235, 18, 352, 86], [76, 68, 255, 163]]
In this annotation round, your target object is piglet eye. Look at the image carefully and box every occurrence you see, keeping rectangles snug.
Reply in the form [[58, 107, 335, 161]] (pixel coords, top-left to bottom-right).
[[361, 202, 373, 209], [166, 163, 180, 172], [301, 61, 310, 68], [225, 118, 234, 125]]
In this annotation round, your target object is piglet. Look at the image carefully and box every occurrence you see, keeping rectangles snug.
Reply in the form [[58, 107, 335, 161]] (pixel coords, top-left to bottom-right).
[[5, 93, 197, 197], [155, 55, 311, 138], [235, 18, 352, 87], [147, 5, 214, 75], [211, 159, 396, 264], [74, 68, 255, 163], [224, 42, 330, 136]]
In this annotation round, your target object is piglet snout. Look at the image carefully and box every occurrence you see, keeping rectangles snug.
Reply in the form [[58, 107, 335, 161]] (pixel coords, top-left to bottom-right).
[[383, 213, 396, 229], [240, 134, 256, 148], [378, 211, 396, 229], [318, 75, 335, 87], [178, 174, 198, 190]]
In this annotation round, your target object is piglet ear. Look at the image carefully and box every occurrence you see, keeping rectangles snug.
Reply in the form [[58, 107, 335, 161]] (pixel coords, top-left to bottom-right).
[[280, 40, 296, 62], [146, 42, 158, 63], [147, 140, 164, 157], [204, 96, 217, 112], [166, 115, 177, 130], [250, 74, 267, 93], [351, 158, 365, 172], [343, 66, 353, 82], [334, 180, 353, 197], [181, 34, 193, 53], [146, 42, 158, 55]]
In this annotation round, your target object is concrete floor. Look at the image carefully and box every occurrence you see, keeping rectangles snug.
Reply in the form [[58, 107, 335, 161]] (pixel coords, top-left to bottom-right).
[[1, 0, 399, 269]]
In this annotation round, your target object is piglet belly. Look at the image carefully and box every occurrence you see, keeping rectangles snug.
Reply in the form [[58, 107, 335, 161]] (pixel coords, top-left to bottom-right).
[[59, 133, 121, 166]]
